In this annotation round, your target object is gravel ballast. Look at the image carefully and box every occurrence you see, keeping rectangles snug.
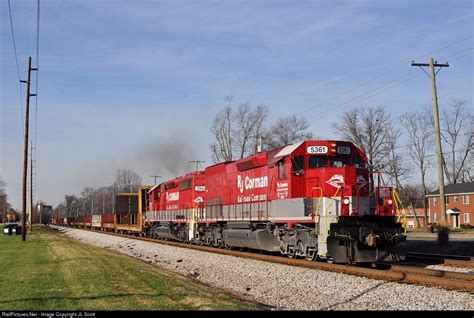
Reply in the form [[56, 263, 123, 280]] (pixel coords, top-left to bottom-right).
[[53, 226, 473, 310]]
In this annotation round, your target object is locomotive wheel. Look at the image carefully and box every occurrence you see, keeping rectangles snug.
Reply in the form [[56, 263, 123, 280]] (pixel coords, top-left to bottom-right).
[[287, 246, 296, 259], [306, 249, 318, 261], [297, 241, 305, 258]]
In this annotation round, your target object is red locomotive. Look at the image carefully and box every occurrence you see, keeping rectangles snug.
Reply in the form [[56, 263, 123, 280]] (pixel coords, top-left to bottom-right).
[[144, 140, 406, 264]]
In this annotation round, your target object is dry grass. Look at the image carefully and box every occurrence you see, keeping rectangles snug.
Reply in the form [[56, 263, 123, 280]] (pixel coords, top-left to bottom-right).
[[0, 226, 262, 310]]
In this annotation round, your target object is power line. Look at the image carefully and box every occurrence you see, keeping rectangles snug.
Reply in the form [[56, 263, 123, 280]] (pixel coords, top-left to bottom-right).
[[300, 35, 474, 116], [309, 72, 420, 121], [307, 47, 473, 122], [7, 0, 24, 129]]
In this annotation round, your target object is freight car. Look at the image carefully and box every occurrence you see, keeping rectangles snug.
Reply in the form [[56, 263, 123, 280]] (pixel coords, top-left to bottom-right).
[[115, 187, 151, 235]]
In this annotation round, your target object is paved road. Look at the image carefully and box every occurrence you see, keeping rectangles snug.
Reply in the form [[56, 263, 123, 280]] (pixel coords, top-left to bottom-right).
[[406, 232, 474, 241]]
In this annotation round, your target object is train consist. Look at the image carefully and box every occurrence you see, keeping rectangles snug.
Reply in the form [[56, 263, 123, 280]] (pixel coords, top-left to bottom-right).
[[53, 140, 407, 264]]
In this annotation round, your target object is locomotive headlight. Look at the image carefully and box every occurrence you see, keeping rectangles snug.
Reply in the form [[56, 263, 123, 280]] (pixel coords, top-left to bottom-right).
[[343, 198, 350, 205], [387, 199, 393, 205]]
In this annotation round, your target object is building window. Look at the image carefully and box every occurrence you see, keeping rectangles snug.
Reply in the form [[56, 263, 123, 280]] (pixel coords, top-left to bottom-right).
[[463, 195, 470, 204], [433, 213, 437, 223], [445, 196, 449, 205], [433, 197, 437, 205], [454, 195, 458, 203], [464, 213, 470, 224]]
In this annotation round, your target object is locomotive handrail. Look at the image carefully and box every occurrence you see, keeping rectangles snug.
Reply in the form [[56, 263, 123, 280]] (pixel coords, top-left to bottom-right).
[[392, 188, 407, 233], [311, 187, 324, 232]]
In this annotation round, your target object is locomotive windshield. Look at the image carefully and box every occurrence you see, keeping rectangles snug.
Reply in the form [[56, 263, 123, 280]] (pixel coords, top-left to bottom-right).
[[330, 157, 348, 167], [309, 156, 327, 168], [308, 155, 363, 168], [353, 156, 363, 168]]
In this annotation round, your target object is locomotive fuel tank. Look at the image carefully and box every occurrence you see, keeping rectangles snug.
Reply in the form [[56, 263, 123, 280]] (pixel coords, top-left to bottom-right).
[[223, 222, 280, 252]]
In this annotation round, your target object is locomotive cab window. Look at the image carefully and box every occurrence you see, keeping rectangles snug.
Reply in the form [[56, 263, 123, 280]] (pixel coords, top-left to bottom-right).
[[309, 156, 327, 168], [353, 156, 363, 168], [331, 157, 348, 167], [278, 160, 287, 179], [291, 155, 304, 173]]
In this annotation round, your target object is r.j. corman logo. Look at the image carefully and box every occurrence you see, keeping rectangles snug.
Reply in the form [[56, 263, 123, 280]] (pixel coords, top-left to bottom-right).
[[237, 175, 268, 194], [357, 175, 368, 187], [326, 174, 345, 188]]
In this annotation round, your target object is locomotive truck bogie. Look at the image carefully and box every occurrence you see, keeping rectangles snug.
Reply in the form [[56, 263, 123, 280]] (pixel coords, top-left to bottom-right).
[[327, 216, 407, 263]]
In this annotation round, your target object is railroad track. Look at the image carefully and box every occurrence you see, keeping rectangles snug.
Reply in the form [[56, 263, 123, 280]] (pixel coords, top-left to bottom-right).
[[54, 226, 474, 293]]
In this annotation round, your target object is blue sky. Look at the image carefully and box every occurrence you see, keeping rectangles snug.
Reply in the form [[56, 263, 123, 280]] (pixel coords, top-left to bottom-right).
[[1, 0, 473, 209]]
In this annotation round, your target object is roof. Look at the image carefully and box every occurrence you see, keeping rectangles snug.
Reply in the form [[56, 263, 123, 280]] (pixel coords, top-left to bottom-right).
[[147, 184, 160, 194], [427, 181, 474, 196], [269, 141, 304, 164]]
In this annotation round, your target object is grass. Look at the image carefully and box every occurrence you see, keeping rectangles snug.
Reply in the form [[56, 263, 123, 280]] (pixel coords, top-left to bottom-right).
[[0, 226, 262, 311]]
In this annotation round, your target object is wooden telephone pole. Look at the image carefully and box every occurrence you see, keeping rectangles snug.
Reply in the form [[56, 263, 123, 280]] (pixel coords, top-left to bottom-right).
[[29, 141, 34, 231], [189, 160, 205, 171], [21, 57, 37, 241], [149, 175, 162, 185], [411, 58, 449, 238]]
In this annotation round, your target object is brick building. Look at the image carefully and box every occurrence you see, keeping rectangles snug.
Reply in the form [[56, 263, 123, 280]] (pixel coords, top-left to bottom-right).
[[404, 208, 427, 229], [426, 182, 474, 228]]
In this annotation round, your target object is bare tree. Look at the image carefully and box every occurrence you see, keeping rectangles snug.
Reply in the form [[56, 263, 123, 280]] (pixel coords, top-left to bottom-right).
[[234, 103, 268, 158], [440, 98, 473, 184], [398, 184, 426, 209], [397, 184, 430, 228], [461, 149, 474, 182], [210, 97, 234, 162], [64, 194, 78, 217], [333, 106, 392, 190], [266, 115, 314, 150], [53, 203, 66, 219], [400, 110, 433, 225], [114, 168, 142, 193], [81, 187, 94, 215], [383, 128, 411, 188], [210, 96, 268, 162]]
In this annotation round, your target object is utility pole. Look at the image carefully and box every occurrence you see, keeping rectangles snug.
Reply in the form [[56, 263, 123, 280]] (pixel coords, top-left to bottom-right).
[[21, 57, 37, 241], [256, 135, 265, 153], [149, 175, 162, 185], [189, 160, 205, 171], [38, 202, 42, 225], [29, 141, 34, 231], [1, 196, 5, 224], [411, 58, 449, 229]]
